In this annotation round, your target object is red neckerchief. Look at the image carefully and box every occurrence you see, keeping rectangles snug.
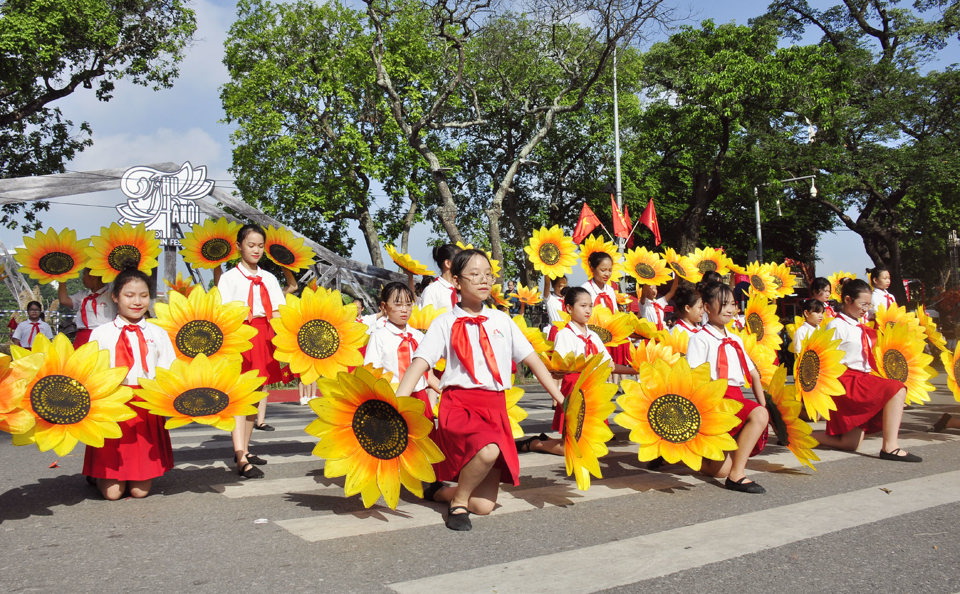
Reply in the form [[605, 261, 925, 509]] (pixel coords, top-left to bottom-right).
[[239, 267, 272, 321], [80, 289, 103, 327], [571, 325, 599, 356], [676, 319, 699, 333], [397, 332, 418, 379], [838, 312, 878, 371], [116, 322, 149, 376], [652, 301, 665, 330], [436, 277, 457, 309], [824, 303, 837, 317], [27, 322, 40, 345], [592, 281, 614, 311], [700, 325, 751, 387], [450, 314, 502, 385]]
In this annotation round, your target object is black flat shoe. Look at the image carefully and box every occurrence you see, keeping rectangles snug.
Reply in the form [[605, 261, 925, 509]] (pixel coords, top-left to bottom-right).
[[932, 413, 951, 433], [422, 481, 443, 502], [879, 448, 922, 462], [238, 462, 264, 479], [253, 423, 275, 431], [246, 454, 268, 465], [445, 506, 472, 531], [725, 476, 765, 494]]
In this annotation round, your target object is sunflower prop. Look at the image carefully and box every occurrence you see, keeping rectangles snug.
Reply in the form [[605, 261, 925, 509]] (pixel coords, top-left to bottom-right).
[[164, 272, 198, 297], [872, 303, 919, 332], [563, 354, 617, 490], [489, 284, 512, 309], [408, 304, 447, 333], [616, 291, 633, 307], [623, 247, 671, 286], [505, 386, 529, 439], [872, 323, 936, 406], [579, 235, 623, 282], [616, 358, 742, 471], [764, 365, 820, 470], [86, 222, 161, 282], [737, 331, 777, 386], [792, 327, 846, 421], [271, 287, 367, 384], [628, 340, 681, 371], [940, 343, 960, 403], [179, 217, 240, 269], [14, 227, 89, 284], [135, 354, 266, 431], [653, 326, 690, 356], [744, 261, 778, 300], [151, 287, 256, 364], [827, 271, 856, 302], [587, 305, 634, 347], [916, 305, 947, 352], [512, 315, 553, 354], [538, 351, 590, 375], [524, 225, 578, 279], [742, 295, 783, 352], [9, 335, 135, 456], [510, 284, 543, 306], [385, 245, 435, 277], [630, 315, 663, 341], [662, 248, 702, 283], [307, 366, 444, 509], [767, 262, 797, 298], [263, 225, 315, 271], [688, 247, 728, 276], [0, 352, 45, 434], [456, 241, 502, 278]]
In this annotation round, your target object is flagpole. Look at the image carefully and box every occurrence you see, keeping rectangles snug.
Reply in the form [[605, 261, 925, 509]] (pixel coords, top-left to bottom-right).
[[612, 43, 625, 255]]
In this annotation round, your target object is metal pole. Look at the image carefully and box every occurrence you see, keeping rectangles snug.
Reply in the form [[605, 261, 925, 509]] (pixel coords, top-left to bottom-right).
[[754, 186, 763, 263], [612, 44, 624, 254]]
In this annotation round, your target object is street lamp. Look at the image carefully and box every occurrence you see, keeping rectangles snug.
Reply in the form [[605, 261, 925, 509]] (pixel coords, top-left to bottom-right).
[[753, 175, 817, 263]]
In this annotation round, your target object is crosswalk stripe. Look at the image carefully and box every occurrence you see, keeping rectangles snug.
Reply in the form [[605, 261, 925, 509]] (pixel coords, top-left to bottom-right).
[[387, 469, 960, 594]]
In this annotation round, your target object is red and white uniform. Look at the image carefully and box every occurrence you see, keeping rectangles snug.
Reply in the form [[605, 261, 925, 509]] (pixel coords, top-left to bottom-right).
[[419, 276, 458, 312], [870, 288, 896, 318], [639, 296, 669, 331], [551, 322, 612, 431], [791, 322, 817, 355], [544, 292, 564, 325], [365, 323, 428, 393], [70, 286, 116, 331], [673, 319, 700, 336], [12, 319, 53, 349], [218, 265, 286, 383], [360, 312, 388, 335], [582, 279, 617, 312]]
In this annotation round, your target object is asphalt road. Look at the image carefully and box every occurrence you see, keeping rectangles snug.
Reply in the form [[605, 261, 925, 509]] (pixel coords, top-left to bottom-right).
[[2, 373, 958, 593]]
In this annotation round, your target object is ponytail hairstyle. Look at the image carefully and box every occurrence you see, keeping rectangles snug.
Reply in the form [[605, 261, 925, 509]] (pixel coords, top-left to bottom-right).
[[237, 223, 267, 244], [868, 266, 889, 287], [810, 277, 831, 296], [563, 286, 591, 309], [587, 251, 613, 271], [673, 285, 702, 314], [696, 271, 722, 292], [432, 243, 461, 272], [802, 298, 825, 314], [699, 281, 733, 312], [840, 278, 871, 303]]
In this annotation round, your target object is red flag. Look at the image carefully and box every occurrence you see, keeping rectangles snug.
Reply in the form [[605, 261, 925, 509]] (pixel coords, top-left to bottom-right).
[[572, 202, 601, 243], [623, 204, 635, 248], [611, 194, 630, 239], [7, 316, 17, 331], [641, 198, 661, 246]]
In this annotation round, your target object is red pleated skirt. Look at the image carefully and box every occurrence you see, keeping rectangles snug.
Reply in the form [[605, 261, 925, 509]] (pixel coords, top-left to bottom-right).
[[826, 370, 903, 436], [73, 328, 93, 348], [243, 317, 283, 384], [551, 372, 580, 431], [608, 342, 630, 366], [434, 387, 519, 486], [411, 389, 434, 422], [725, 386, 767, 457], [83, 391, 173, 481]]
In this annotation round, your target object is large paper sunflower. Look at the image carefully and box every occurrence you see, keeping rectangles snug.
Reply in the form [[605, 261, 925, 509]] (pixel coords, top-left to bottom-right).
[[662, 248, 702, 283], [512, 315, 553, 354], [744, 261, 778, 300], [743, 295, 783, 352], [9, 334, 135, 455], [653, 326, 690, 356], [408, 304, 447, 333], [135, 354, 267, 431], [940, 344, 960, 403], [306, 366, 444, 509], [737, 331, 777, 386], [271, 287, 367, 384], [563, 354, 617, 490], [615, 358, 741, 471], [489, 284, 512, 308], [579, 235, 623, 281], [628, 340, 681, 371], [86, 222, 161, 282], [505, 386, 528, 439], [510, 284, 543, 306], [456, 241, 502, 278], [764, 365, 819, 470], [263, 225, 315, 271], [827, 271, 856, 302], [872, 323, 936, 406], [623, 247, 671, 286], [539, 350, 590, 375], [872, 303, 919, 332], [179, 217, 240, 269], [587, 305, 634, 347], [767, 262, 797, 298], [793, 327, 846, 421], [151, 286, 256, 364], [14, 227, 89, 284], [688, 247, 728, 276], [385, 245, 435, 277], [916, 305, 947, 352], [630, 315, 662, 341], [0, 352, 45, 434], [163, 272, 198, 297], [524, 225, 578, 279]]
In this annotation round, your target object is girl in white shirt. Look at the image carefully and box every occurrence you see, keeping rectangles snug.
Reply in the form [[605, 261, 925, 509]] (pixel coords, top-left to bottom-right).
[[11, 301, 53, 348], [58, 269, 115, 346], [671, 286, 703, 337], [638, 277, 678, 331], [815, 279, 918, 461], [418, 243, 461, 312], [364, 282, 439, 420], [82, 267, 177, 500], [687, 281, 769, 494], [396, 249, 565, 531], [791, 299, 824, 354], [582, 251, 629, 366], [542, 275, 567, 335], [869, 266, 896, 319]]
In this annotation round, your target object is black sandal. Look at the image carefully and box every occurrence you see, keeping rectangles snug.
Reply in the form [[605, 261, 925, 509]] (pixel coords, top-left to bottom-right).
[[423, 481, 444, 502], [879, 448, 922, 462], [237, 459, 264, 479], [445, 505, 472, 531], [253, 423, 275, 431], [724, 476, 765, 494], [932, 413, 952, 433], [515, 433, 548, 453], [246, 453, 267, 465]]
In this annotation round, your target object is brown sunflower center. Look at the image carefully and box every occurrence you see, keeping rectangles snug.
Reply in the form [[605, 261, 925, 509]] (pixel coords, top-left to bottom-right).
[[772, 275, 784, 289], [38, 251, 76, 276], [635, 263, 656, 280], [108, 244, 142, 271], [587, 324, 612, 344], [175, 320, 225, 358], [882, 349, 909, 382], [200, 238, 232, 262], [30, 374, 91, 425], [697, 259, 717, 273], [954, 358, 960, 386], [173, 387, 230, 417], [564, 389, 587, 441], [268, 243, 296, 266], [750, 275, 766, 292], [297, 319, 340, 359], [746, 312, 765, 339], [352, 399, 409, 460], [797, 350, 821, 393], [647, 393, 701, 443], [538, 242, 561, 266]]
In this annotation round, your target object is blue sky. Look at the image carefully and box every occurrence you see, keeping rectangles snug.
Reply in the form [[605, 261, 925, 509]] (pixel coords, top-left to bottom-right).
[[6, 0, 957, 289]]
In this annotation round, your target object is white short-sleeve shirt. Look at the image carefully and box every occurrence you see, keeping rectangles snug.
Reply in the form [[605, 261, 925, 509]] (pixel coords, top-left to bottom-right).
[[686, 325, 756, 387], [364, 323, 428, 391], [217, 265, 285, 318], [360, 312, 388, 335], [413, 306, 533, 391], [673, 319, 700, 336], [544, 293, 564, 325], [70, 286, 116, 330], [582, 280, 617, 310], [419, 276, 458, 311], [871, 288, 896, 318], [89, 317, 177, 385], [12, 320, 53, 348], [791, 322, 817, 355], [826, 313, 872, 373], [553, 324, 612, 365], [639, 296, 669, 329]]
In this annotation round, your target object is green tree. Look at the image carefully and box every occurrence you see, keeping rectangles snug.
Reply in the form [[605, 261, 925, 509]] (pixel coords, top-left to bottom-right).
[[0, 0, 197, 231]]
